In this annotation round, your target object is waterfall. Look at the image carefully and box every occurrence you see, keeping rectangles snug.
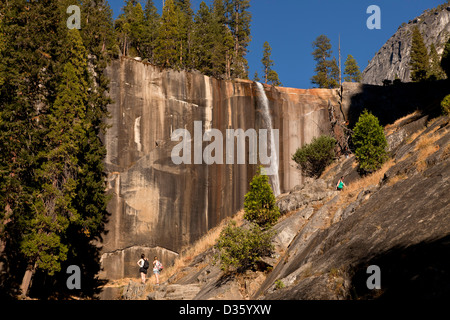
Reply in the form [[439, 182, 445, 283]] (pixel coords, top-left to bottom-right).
[[255, 82, 281, 197]]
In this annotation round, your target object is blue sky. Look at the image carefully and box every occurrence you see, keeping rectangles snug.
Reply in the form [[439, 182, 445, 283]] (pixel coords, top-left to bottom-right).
[[108, 0, 446, 89]]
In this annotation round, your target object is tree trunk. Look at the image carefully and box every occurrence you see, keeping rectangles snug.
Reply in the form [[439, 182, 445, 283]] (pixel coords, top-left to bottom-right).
[[20, 262, 36, 299], [264, 66, 268, 84]]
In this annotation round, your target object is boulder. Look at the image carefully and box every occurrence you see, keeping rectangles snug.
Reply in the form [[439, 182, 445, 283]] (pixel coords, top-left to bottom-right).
[[122, 280, 146, 300]]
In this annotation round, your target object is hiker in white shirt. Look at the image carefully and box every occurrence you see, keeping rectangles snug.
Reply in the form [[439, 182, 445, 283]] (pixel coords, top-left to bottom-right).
[[153, 256, 162, 285]]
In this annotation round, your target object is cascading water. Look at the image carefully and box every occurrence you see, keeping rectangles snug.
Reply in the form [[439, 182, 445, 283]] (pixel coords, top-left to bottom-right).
[[255, 82, 281, 197]]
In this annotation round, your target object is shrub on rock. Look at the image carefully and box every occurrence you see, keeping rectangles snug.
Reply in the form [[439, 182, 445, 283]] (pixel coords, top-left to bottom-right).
[[353, 110, 388, 174], [292, 135, 337, 178]]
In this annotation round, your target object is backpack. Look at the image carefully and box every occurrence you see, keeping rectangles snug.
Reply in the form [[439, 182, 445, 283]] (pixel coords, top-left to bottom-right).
[[143, 259, 149, 270]]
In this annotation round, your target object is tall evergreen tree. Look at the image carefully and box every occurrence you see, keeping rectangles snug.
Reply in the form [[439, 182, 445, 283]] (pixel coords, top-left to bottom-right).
[[130, 2, 146, 57], [80, 0, 117, 132], [81, 0, 118, 59], [115, 0, 146, 57], [210, 0, 234, 79], [409, 26, 429, 82], [261, 41, 282, 86], [329, 57, 340, 88], [225, 0, 251, 79], [191, 0, 232, 78], [142, 0, 160, 63], [428, 43, 446, 80], [0, 0, 66, 297], [343, 54, 362, 82], [261, 41, 274, 84], [267, 70, 282, 87], [441, 36, 450, 78], [192, 2, 214, 74], [0, 16, 5, 87], [22, 29, 90, 279], [311, 35, 339, 88], [155, 0, 183, 69], [175, 0, 194, 69], [211, 0, 235, 79], [1, 0, 112, 298], [253, 71, 260, 82]]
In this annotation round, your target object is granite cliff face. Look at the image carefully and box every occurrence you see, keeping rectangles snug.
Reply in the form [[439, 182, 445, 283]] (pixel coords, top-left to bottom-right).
[[100, 57, 339, 280], [363, 6, 450, 85]]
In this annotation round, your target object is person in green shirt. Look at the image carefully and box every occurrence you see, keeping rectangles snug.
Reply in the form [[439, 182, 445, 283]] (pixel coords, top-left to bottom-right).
[[336, 176, 345, 191]]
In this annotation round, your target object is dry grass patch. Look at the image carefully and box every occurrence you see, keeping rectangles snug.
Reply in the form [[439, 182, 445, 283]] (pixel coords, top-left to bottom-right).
[[414, 127, 448, 172], [387, 173, 408, 187], [159, 210, 245, 284], [328, 159, 396, 222], [385, 111, 421, 136], [442, 143, 450, 160], [320, 159, 340, 178], [406, 127, 427, 144]]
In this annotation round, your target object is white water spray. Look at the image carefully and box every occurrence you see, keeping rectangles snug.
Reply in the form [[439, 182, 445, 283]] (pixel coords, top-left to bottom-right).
[[255, 82, 281, 197]]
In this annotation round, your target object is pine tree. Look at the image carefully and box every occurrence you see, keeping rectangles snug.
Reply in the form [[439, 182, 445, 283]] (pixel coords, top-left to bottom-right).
[[261, 41, 274, 84], [81, 0, 118, 59], [410, 26, 429, 82], [115, 0, 132, 56], [210, 0, 234, 79], [142, 0, 160, 63], [311, 35, 339, 88], [441, 36, 450, 78], [261, 41, 282, 86], [0, 16, 5, 87], [155, 0, 183, 69], [243, 167, 280, 230], [192, 2, 214, 74], [225, 0, 251, 79], [22, 29, 90, 278], [191, 0, 232, 79], [343, 54, 362, 82], [428, 43, 446, 80], [80, 0, 116, 133], [329, 57, 340, 88], [1, 0, 112, 298], [253, 71, 260, 82], [130, 2, 146, 57], [267, 70, 282, 87], [175, 0, 194, 69], [0, 0, 68, 297], [115, 0, 146, 57], [353, 110, 388, 174]]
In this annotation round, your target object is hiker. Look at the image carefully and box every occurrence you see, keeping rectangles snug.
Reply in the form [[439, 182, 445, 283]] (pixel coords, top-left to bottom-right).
[[137, 254, 149, 284], [153, 256, 163, 285], [336, 176, 345, 191]]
